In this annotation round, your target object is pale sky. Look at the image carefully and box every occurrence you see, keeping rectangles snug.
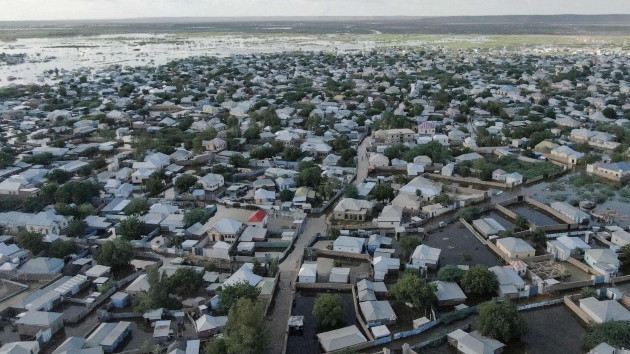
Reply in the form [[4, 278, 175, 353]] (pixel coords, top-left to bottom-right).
[[1, 0, 630, 21]]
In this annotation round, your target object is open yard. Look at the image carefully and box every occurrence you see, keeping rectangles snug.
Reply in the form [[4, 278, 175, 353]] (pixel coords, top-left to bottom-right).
[[509, 204, 562, 226]]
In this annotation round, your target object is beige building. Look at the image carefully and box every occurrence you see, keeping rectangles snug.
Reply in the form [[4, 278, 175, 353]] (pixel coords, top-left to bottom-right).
[[496, 237, 535, 259]]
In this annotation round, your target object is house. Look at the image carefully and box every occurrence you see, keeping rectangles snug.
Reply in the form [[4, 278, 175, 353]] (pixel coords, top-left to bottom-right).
[[409, 245, 441, 269], [372, 256, 400, 281], [275, 177, 296, 191], [584, 249, 619, 279], [447, 329, 505, 354], [153, 320, 172, 343], [579, 297, 630, 323], [472, 218, 506, 238], [246, 210, 268, 228], [587, 162, 630, 183], [0, 210, 69, 235], [202, 138, 227, 152], [52, 337, 103, 354], [239, 226, 267, 242], [333, 236, 365, 254], [333, 198, 374, 221], [254, 188, 276, 204], [391, 193, 421, 213], [489, 266, 526, 298], [454, 152, 484, 163], [204, 241, 231, 260], [547, 235, 591, 261], [376, 205, 404, 229], [369, 153, 389, 168], [198, 173, 224, 191], [20, 257, 64, 275], [85, 321, 131, 353], [298, 263, 317, 283], [16, 311, 63, 338], [195, 315, 228, 337], [433, 281, 467, 306], [496, 237, 535, 259], [360, 301, 397, 326], [611, 230, 630, 247], [207, 219, 244, 243], [222, 264, 262, 287], [0, 342, 39, 354], [417, 122, 437, 135], [550, 145, 584, 165], [316, 325, 367, 352], [378, 128, 415, 144], [550, 202, 590, 224], [329, 267, 350, 283]]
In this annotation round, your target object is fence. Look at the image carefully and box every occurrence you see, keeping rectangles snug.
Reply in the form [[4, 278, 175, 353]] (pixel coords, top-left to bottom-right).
[[524, 197, 575, 225], [516, 298, 564, 311], [393, 320, 440, 340], [544, 279, 595, 293], [567, 257, 602, 276], [294, 283, 353, 291], [309, 248, 372, 261], [64, 286, 117, 324]]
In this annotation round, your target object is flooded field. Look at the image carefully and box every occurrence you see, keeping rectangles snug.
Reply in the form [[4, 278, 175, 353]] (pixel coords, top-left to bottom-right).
[[0, 33, 386, 86], [481, 211, 517, 230], [287, 291, 359, 354], [423, 222, 500, 268]]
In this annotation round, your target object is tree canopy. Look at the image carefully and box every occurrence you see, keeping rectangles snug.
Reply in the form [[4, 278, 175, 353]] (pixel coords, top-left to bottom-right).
[[117, 216, 144, 240], [461, 265, 499, 295], [478, 299, 527, 343], [313, 294, 344, 328], [437, 265, 466, 282], [217, 282, 261, 315], [96, 238, 134, 268], [390, 271, 436, 308], [205, 298, 268, 354]]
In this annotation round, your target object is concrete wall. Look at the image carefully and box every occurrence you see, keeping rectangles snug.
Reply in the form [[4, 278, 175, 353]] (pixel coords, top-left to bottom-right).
[[567, 257, 602, 276], [425, 173, 510, 189], [545, 279, 594, 293], [564, 295, 593, 324], [312, 248, 371, 261], [524, 197, 575, 225], [294, 283, 353, 291], [494, 204, 520, 221]]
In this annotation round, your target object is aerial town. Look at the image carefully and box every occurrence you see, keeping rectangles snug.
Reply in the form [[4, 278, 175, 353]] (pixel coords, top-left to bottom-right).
[[1, 37, 630, 354]]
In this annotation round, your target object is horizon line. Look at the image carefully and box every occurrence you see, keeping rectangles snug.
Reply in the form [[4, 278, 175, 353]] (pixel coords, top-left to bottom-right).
[[2, 13, 630, 23]]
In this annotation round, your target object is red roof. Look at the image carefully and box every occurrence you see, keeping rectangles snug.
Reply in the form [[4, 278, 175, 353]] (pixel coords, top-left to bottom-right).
[[247, 210, 268, 223]]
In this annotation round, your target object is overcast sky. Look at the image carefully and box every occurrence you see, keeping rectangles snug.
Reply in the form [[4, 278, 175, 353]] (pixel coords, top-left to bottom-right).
[[2, 0, 630, 21]]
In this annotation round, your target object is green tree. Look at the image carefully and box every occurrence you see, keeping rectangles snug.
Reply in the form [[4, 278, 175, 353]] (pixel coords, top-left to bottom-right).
[[279, 190, 294, 202], [602, 107, 617, 119], [133, 266, 182, 312], [16, 230, 45, 255], [67, 219, 87, 238], [344, 184, 359, 199], [229, 154, 249, 168], [96, 238, 134, 268], [22, 197, 44, 213], [184, 208, 209, 228], [530, 228, 547, 248], [168, 267, 204, 296], [584, 321, 630, 350], [243, 126, 260, 140], [478, 299, 527, 342], [217, 282, 261, 315], [55, 181, 99, 204], [49, 239, 78, 259], [145, 170, 165, 195], [117, 216, 144, 240], [371, 183, 395, 202], [515, 215, 528, 230], [47, 169, 72, 184], [457, 207, 480, 222], [313, 294, 344, 328], [295, 166, 322, 188], [175, 174, 199, 193], [437, 265, 466, 282], [399, 234, 421, 261], [390, 271, 436, 308], [220, 298, 268, 354], [432, 193, 453, 207], [124, 199, 149, 216], [282, 146, 302, 162], [461, 265, 498, 295]]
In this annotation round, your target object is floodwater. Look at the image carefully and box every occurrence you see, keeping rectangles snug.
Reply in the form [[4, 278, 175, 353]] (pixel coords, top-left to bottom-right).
[[287, 291, 359, 354], [0, 33, 380, 86], [423, 222, 500, 268], [509, 204, 560, 226]]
